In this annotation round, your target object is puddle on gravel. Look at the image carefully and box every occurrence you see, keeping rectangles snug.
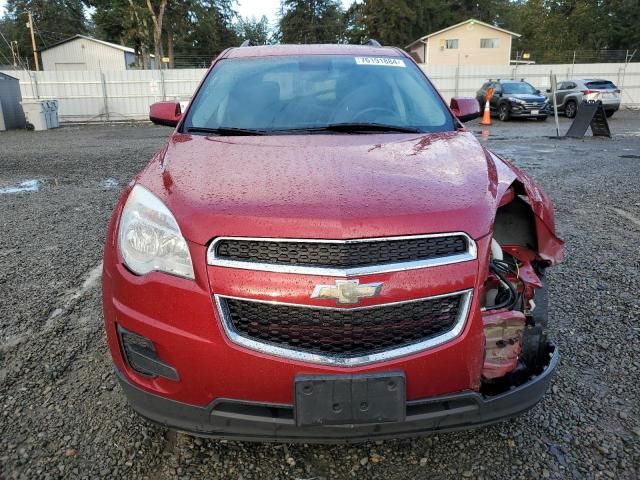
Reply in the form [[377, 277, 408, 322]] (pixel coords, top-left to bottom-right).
[[102, 178, 119, 189], [0, 179, 41, 194]]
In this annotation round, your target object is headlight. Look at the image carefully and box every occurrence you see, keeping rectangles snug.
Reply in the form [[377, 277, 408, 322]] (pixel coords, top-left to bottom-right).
[[118, 185, 195, 279], [508, 97, 525, 104]]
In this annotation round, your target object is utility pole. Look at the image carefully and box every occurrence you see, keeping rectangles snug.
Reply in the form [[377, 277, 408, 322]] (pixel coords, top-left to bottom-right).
[[27, 11, 40, 71]]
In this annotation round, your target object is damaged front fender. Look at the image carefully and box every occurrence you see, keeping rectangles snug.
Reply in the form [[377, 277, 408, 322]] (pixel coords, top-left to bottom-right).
[[487, 149, 564, 265]]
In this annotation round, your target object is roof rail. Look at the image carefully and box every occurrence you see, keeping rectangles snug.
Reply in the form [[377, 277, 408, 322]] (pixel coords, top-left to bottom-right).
[[363, 39, 381, 47], [240, 40, 255, 47]]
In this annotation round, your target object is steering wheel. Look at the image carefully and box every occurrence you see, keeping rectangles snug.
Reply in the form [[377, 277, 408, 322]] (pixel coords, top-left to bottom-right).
[[349, 106, 398, 123]]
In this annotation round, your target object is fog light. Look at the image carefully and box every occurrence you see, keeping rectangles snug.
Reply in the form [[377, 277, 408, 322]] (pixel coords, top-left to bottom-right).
[[482, 310, 525, 379], [117, 325, 179, 381]]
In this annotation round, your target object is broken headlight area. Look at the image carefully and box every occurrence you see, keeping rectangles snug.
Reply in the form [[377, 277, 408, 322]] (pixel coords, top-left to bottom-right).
[[480, 235, 555, 395]]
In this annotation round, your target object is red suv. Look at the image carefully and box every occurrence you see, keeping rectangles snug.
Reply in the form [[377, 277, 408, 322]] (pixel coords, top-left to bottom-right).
[[102, 43, 563, 442]]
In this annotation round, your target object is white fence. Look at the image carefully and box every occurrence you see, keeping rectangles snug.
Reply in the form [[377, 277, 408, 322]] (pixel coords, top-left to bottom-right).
[[1, 69, 207, 123], [2, 63, 639, 124]]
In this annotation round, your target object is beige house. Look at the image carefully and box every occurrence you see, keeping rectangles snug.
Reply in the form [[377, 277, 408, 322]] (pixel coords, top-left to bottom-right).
[[406, 19, 520, 65]]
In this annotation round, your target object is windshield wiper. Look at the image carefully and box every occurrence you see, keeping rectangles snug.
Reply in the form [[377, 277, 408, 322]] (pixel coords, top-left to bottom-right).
[[278, 123, 421, 134], [186, 126, 266, 136]]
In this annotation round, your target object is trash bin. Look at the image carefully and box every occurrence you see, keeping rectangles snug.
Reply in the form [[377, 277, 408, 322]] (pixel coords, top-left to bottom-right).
[[43, 100, 52, 129], [50, 100, 59, 128], [21, 101, 48, 131]]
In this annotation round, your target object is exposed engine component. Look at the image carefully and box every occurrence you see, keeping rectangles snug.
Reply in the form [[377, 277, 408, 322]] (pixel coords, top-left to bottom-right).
[[481, 226, 552, 390], [482, 309, 525, 379]]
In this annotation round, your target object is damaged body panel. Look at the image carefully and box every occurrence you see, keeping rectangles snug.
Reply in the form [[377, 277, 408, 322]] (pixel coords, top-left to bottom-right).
[[479, 151, 563, 392]]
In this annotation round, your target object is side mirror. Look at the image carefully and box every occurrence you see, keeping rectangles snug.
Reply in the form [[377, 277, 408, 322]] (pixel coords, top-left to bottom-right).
[[535, 89, 541, 94], [149, 101, 182, 127], [450, 97, 481, 122], [545, 89, 551, 93]]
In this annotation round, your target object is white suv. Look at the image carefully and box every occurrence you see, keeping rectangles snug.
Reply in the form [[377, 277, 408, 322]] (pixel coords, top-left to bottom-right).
[[547, 79, 621, 118]]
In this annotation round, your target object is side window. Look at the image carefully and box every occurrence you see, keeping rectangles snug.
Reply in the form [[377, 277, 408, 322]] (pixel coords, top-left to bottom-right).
[[492, 82, 502, 94], [445, 39, 459, 49], [480, 38, 500, 48], [567, 82, 577, 90], [481, 82, 491, 91]]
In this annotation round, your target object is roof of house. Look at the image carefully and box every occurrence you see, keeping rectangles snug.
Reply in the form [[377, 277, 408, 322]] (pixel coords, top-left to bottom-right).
[[406, 19, 521, 49], [40, 35, 135, 54], [0, 72, 19, 81]]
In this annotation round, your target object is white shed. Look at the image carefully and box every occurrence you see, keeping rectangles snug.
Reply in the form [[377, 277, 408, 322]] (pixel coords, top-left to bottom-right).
[[40, 35, 153, 71]]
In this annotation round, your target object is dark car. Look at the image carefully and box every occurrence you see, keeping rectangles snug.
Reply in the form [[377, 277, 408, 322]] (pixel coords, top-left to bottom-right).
[[477, 79, 550, 121]]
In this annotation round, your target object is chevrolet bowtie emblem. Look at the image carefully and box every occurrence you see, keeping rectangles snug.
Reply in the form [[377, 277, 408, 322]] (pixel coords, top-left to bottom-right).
[[311, 280, 383, 305]]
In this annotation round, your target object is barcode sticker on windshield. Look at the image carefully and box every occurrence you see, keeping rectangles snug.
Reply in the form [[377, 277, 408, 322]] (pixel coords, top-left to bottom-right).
[[355, 57, 406, 67]]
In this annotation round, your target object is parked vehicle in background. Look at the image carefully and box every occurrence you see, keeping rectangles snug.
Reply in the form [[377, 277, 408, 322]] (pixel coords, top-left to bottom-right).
[[546, 79, 621, 118], [476, 79, 550, 121]]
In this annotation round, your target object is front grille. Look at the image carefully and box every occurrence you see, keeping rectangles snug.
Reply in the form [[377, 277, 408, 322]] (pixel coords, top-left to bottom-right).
[[523, 102, 545, 109], [219, 293, 465, 359], [213, 235, 468, 269]]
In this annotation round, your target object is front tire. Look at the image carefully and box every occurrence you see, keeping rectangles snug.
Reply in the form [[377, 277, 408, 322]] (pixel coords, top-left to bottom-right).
[[605, 110, 615, 118], [565, 100, 577, 118], [537, 116, 548, 121], [498, 104, 510, 121]]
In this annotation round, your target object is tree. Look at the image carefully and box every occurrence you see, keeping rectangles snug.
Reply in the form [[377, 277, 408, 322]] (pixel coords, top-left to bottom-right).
[[0, 18, 20, 67], [606, 0, 640, 51], [3, 0, 88, 69], [145, 0, 168, 69], [343, 1, 366, 45], [360, 0, 414, 47], [237, 15, 270, 45], [278, 0, 344, 44]]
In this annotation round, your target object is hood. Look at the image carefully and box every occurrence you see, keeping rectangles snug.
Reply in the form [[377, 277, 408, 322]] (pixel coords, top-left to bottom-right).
[[138, 131, 514, 245]]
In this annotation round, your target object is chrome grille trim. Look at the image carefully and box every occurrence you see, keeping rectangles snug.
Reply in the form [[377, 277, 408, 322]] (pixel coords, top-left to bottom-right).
[[214, 289, 473, 367], [207, 233, 477, 277]]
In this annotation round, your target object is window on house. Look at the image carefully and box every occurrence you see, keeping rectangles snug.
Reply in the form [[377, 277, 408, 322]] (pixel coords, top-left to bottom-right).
[[480, 38, 500, 48], [445, 39, 458, 49]]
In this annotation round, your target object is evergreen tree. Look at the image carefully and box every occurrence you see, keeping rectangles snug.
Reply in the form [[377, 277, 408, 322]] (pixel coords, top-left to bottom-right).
[[4, 0, 88, 69], [278, 0, 344, 44], [361, 0, 414, 47], [237, 15, 271, 45], [343, 1, 367, 44]]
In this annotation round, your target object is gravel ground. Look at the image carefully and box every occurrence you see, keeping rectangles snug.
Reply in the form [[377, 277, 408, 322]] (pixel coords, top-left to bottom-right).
[[1, 112, 639, 479]]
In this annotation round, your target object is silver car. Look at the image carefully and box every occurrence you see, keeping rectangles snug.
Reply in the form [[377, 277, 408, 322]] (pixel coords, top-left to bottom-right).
[[547, 79, 621, 118]]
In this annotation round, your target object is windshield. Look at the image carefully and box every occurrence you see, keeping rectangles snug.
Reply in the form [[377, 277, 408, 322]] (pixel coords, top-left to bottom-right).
[[502, 82, 538, 95], [182, 55, 455, 134]]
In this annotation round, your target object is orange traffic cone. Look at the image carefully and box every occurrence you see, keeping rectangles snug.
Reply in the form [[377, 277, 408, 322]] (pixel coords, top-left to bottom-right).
[[480, 99, 491, 126]]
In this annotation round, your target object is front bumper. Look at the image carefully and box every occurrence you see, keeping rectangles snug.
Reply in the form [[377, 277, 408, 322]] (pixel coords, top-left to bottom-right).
[[115, 344, 558, 443]]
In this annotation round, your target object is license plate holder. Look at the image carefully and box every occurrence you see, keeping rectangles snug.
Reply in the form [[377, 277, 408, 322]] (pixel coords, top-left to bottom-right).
[[294, 372, 406, 427], [531, 109, 539, 115]]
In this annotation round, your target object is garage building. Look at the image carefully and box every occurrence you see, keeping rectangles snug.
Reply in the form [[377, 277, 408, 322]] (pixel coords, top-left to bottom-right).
[[40, 35, 154, 71]]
